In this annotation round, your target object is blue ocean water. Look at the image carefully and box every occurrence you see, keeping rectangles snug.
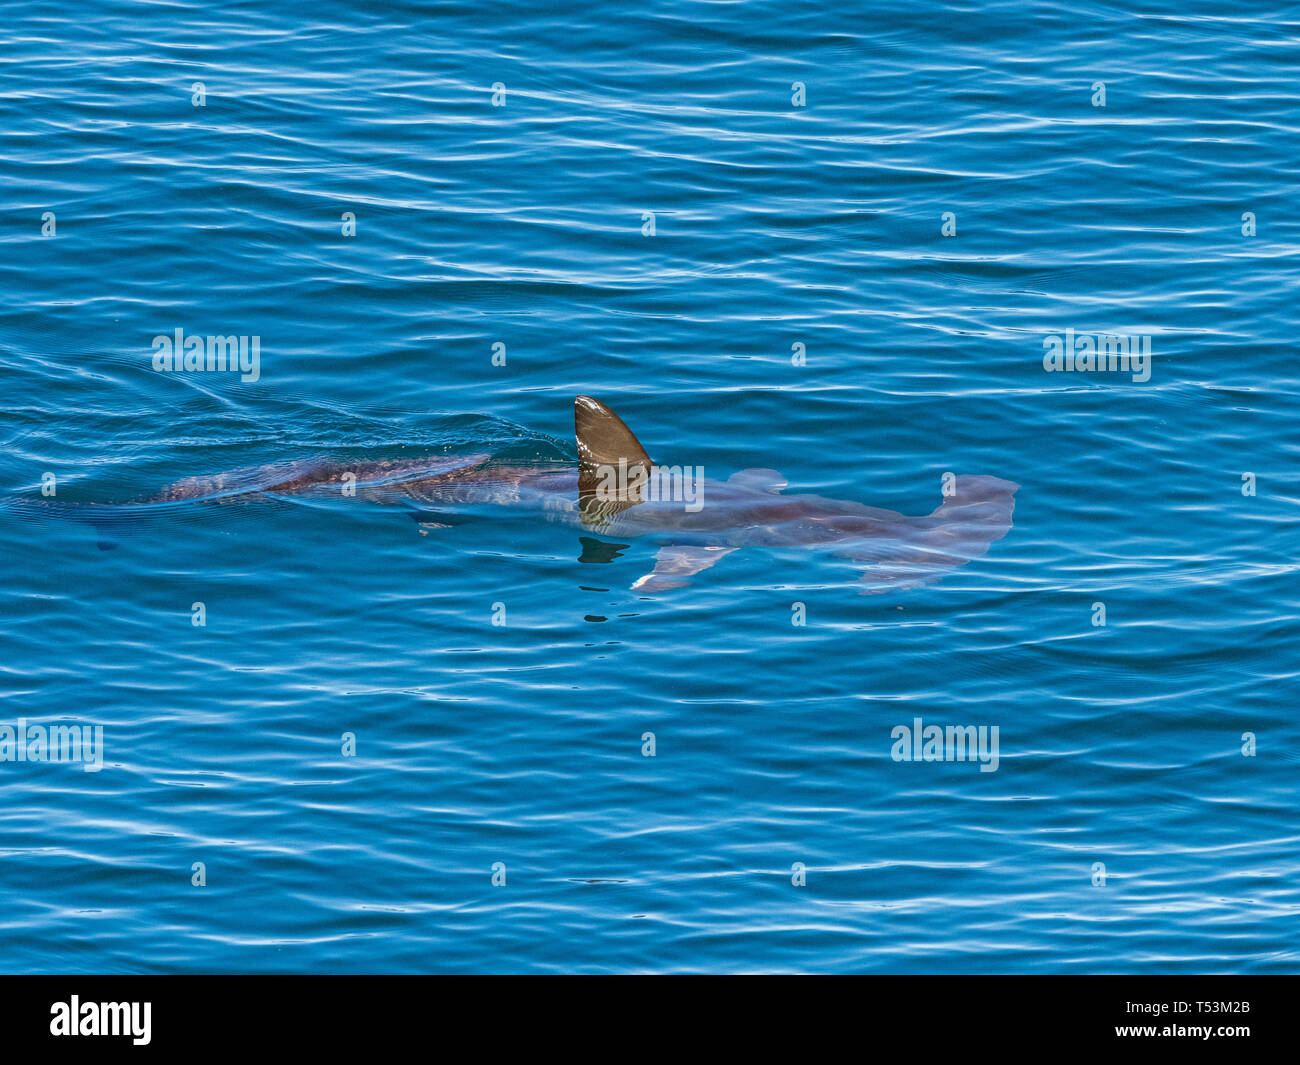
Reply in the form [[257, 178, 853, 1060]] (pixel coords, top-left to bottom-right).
[[1, 0, 1297, 974]]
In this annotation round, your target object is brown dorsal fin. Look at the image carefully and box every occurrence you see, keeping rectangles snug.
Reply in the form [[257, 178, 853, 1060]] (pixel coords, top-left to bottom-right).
[[575, 396, 652, 471], [575, 396, 653, 526]]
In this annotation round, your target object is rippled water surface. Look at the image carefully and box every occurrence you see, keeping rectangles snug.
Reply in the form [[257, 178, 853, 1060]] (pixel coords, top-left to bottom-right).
[[1, 1, 1297, 973]]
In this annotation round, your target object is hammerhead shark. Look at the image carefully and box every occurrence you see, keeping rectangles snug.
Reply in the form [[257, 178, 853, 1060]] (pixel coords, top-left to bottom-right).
[[24, 397, 1019, 593]]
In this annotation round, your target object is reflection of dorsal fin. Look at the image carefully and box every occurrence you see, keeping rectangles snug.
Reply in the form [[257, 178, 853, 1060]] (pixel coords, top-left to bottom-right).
[[728, 468, 787, 494], [577, 535, 630, 564], [575, 396, 653, 526]]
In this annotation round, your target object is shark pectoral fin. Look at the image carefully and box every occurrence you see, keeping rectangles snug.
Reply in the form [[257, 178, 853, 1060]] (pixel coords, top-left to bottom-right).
[[578, 536, 631, 564], [849, 544, 969, 594], [728, 468, 787, 494], [632, 545, 737, 593]]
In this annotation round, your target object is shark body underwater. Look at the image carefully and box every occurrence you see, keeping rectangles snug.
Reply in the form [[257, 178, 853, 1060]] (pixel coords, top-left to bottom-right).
[[27, 396, 1019, 594]]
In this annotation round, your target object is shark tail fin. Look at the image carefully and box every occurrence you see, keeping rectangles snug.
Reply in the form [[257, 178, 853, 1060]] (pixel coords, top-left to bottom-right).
[[2, 498, 168, 551]]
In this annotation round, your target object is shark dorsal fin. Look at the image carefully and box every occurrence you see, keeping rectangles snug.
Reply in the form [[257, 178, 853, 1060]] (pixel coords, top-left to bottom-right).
[[729, 468, 787, 494], [575, 396, 652, 471], [575, 396, 653, 527]]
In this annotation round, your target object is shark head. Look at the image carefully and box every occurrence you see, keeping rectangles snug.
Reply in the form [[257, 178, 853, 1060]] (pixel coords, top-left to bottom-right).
[[575, 396, 654, 526]]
